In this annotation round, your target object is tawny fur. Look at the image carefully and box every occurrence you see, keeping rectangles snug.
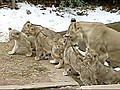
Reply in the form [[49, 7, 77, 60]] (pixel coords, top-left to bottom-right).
[[22, 21, 62, 64], [8, 28, 33, 57], [51, 38, 65, 69], [63, 37, 97, 85], [66, 21, 120, 67], [85, 48, 120, 84]]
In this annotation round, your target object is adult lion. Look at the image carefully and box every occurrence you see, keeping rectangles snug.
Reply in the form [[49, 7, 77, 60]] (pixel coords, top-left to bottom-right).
[[66, 21, 120, 67]]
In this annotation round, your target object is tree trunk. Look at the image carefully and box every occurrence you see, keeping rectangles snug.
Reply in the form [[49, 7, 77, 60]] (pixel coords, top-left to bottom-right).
[[12, 0, 15, 9]]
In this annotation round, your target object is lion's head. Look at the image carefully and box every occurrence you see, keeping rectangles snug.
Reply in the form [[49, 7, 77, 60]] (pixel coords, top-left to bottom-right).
[[22, 21, 42, 36], [85, 48, 98, 62], [65, 21, 84, 47], [8, 28, 21, 40]]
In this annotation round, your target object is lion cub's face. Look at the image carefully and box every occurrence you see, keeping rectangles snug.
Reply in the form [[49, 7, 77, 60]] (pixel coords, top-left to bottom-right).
[[9, 29, 21, 40], [56, 36, 73, 49], [22, 21, 42, 36], [53, 37, 66, 53], [57, 37, 66, 46], [85, 48, 98, 61], [22, 21, 34, 36]]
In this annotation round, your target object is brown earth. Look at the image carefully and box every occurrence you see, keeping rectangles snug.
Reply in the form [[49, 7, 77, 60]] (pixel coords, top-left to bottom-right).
[[0, 41, 51, 86], [0, 41, 80, 90]]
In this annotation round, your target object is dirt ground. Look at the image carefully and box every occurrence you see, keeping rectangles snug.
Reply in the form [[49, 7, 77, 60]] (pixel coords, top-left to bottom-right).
[[0, 41, 80, 90], [0, 41, 52, 86]]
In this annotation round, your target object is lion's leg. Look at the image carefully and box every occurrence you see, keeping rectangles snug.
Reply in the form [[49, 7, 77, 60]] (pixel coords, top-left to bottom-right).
[[63, 64, 71, 76], [24, 40, 32, 57], [35, 49, 42, 60], [81, 78, 92, 86], [90, 40, 108, 64], [8, 40, 19, 55], [77, 72, 92, 86], [100, 40, 109, 63], [35, 41, 40, 60], [55, 59, 64, 69], [49, 59, 58, 64], [99, 53, 109, 64], [44, 53, 50, 60], [35, 43, 43, 60], [96, 42, 108, 64], [41, 50, 46, 59], [41, 50, 50, 60]]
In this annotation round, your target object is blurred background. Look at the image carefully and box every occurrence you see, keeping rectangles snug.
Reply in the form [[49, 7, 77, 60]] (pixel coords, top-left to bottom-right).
[[0, 0, 120, 13]]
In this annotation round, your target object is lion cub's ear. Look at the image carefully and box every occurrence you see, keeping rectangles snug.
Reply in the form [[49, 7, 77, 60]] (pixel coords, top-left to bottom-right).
[[71, 18, 76, 22], [8, 28, 12, 31], [25, 21, 31, 27], [26, 21, 30, 23], [27, 23, 32, 28]]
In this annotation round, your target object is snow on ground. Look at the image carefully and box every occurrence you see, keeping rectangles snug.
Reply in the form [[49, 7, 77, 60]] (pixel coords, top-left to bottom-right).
[[0, 2, 120, 42]]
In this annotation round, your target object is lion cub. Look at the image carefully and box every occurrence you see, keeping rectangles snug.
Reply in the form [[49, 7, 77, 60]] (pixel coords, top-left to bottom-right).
[[85, 48, 120, 84], [8, 28, 33, 56], [22, 21, 62, 61], [51, 37, 65, 69], [63, 36, 97, 85]]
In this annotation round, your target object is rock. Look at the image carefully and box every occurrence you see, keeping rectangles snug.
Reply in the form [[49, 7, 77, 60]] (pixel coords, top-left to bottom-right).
[[26, 10, 31, 15]]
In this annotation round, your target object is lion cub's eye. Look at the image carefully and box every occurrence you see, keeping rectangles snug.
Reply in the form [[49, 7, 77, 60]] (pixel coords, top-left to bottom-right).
[[57, 45, 60, 48], [31, 27, 34, 31], [32, 28, 34, 30], [27, 24, 30, 27], [94, 55, 97, 58], [86, 53, 91, 57], [16, 33, 19, 35]]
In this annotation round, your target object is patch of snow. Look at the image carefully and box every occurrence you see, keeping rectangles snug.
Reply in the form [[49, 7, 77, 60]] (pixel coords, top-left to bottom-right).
[[0, 2, 120, 42], [104, 61, 109, 66], [114, 67, 120, 71], [75, 46, 86, 56], [104, 61, 120, 71]]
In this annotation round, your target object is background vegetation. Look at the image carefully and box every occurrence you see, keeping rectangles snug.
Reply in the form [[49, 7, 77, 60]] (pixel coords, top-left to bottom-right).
[[0, 0, 120, 12]]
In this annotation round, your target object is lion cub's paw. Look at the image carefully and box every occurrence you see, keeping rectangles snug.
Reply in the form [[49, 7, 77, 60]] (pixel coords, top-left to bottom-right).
[[55, 64, 62, 69], [35, 56, 40, 60], [44, 55, 49, 60], [8, 51, 15, 55], [63, 71, 69, 76], [26, 52, 32, 57], [49, 60, 58, 64]]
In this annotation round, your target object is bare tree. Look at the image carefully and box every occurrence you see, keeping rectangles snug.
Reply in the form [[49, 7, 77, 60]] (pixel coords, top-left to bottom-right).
[[0, 0, 3, 5], [12, 0, 15, 9]]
